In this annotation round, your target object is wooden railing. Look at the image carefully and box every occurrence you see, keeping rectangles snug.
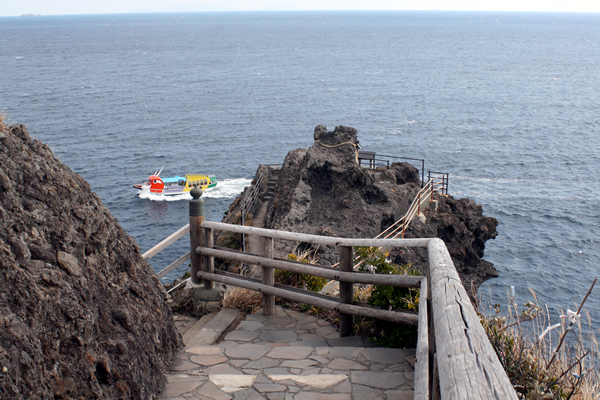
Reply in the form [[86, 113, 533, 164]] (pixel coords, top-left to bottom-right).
[[144, 186, 517, 399], [184, 188, 518, 399], [377, 173, 446, 241], [142, 223, 190, 279]]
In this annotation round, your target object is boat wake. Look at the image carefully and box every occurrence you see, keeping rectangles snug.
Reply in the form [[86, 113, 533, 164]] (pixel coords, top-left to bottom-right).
[[137, 178, 252, 201]]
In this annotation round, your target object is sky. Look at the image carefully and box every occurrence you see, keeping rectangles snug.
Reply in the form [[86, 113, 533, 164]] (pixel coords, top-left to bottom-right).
[[1, 0, 600, 17]]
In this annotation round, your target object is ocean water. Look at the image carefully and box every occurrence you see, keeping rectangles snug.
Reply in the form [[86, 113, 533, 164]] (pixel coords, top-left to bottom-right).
[[2, 11, 599, 331]]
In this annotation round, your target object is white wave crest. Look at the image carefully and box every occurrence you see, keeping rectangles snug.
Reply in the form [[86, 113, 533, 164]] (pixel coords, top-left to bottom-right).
[[204, 178, 252, 198], [137, 178, 252, 201]]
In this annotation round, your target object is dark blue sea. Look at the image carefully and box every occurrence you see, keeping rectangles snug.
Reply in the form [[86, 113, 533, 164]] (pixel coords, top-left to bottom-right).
[[2, 11, 599, 331]]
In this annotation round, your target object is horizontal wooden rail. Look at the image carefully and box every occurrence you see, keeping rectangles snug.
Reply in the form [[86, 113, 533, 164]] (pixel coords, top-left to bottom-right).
[[142, 223, 190, 260], [196, 246, 423, 288], [201, 221, 432, 247], [157, 251, 190, 279], [196, 270, 419, 325]]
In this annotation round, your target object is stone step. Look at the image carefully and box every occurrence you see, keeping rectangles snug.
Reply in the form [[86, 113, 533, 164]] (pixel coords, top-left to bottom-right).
[[181, 312, 217, 347], [187, 308, 241, 347]]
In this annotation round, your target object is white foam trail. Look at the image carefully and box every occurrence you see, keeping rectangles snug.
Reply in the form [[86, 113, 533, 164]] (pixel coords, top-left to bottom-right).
[[137, 178, 252, 201], [203, 178, 252, 198]]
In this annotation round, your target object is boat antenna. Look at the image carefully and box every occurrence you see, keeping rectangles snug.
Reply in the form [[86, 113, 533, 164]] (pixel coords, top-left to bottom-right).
[[157, 166, 164, 176]]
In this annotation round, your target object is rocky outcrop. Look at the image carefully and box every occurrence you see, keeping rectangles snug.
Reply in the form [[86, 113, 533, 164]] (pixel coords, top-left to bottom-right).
[[0, 125, 182, 399], [222, 125, 498, 296]]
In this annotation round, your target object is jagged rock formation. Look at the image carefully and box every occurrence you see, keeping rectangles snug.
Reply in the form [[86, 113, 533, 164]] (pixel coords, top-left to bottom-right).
[[0, 125, 182, 399], [222, 125, 498, 296]]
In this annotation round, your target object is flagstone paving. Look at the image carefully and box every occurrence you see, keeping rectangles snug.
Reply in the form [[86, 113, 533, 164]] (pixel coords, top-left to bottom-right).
[[161, 306, 415, 399]]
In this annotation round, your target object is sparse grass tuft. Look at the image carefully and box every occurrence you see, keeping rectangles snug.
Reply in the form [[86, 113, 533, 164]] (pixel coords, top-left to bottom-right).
[[0, 110, 9, 134], [480, 280, 599, 399], [223, 286, 262, 313]]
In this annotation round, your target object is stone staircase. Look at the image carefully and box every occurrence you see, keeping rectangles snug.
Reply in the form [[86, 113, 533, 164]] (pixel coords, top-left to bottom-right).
[[261, 175, 278, 204], [162, 307, 415, 399]]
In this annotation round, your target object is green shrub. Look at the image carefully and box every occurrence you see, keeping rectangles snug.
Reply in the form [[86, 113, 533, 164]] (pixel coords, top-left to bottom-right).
[[275, 253, 327, 292], [353, 246, 421, 348], [354, 246, 421, 311]]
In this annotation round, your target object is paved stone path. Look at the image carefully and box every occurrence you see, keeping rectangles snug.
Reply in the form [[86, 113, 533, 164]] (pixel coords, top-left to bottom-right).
[[160, 306, 415, 399]]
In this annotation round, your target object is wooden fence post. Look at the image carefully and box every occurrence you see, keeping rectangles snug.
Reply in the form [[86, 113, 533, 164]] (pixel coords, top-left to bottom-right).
[[202, 227, 214, 289], [189, 187, 204, 285], [339, 245, 353, 337], [261, 236, 275, 315]]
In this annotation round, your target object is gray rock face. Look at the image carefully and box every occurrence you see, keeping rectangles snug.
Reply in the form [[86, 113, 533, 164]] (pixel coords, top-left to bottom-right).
[[0, 125, 183, 399], [222, 125, 498, 297]]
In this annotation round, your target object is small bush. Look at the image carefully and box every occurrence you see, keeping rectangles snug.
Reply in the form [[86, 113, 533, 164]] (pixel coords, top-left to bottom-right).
[[355, 246, 421, 311], [275, 251, 327, 292], [352, 246, 421, 348]]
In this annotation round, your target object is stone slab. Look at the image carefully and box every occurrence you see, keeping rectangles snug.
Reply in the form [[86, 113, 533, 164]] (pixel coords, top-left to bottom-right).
[[224, 344, 270, 360], [187, 345, 222, 356], [266, 346, 313, 360], [268, 374, 347, 389], [224, 330, 260, 342], [161, 381, 202, 398], [197, 381, 232, 400], [182, 312, 217, 347], [209, 374, 258, 393], [350, 371, 406, 389], [193, 308, 241, 346], [259, 330, 298, 342], [364, 348, 406, 364], [190, 354, 228, 366], [327, 358, 367, 370]]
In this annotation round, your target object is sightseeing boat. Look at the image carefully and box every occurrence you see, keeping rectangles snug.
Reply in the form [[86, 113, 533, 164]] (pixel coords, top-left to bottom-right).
[[133, 168, 217, 195]]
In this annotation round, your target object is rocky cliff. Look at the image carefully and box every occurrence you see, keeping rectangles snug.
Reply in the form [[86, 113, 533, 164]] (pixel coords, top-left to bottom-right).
[[222, 125, 498, 296], [0, 124, 182, 399]]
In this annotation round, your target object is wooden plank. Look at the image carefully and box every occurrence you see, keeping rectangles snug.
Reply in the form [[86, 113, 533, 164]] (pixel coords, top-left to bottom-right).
[[202, 227, 214, 289], [339, 245, 353, 337], [414, 277, 429, 400], [190, 217, 203, 285], [428, 238, 517, 400], [142, 223, 190, 260], [196, 247, 422, 288], [261, 236, 275, 315], [201, 221, 431, 248], [156, 251, 191, 279], [214, 269, 341, 303], [196, 271, 419, 325]]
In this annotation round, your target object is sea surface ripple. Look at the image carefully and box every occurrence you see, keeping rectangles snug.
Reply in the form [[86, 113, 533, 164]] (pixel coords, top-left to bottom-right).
[[2, 11, 599, 332]]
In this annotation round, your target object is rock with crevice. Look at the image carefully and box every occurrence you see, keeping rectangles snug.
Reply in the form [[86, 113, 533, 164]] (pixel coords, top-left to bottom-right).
[[0, 124, 183, 399], [222, 125, 498, 297]]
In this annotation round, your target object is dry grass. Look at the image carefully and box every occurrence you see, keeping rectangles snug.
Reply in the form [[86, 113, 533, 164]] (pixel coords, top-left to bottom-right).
[[0, 110, 8, 134], [222, 286, 262, 313], [480, 283, 599, 399]]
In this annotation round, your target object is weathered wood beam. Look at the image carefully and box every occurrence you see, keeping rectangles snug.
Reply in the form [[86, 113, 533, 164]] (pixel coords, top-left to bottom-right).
[[196, 247, 423, 288], [196, 270, 419, 325], [142, 223, 189, 260], [414, 277, 429, 400], [261, 236, 275, 315], [428, 238, 517, 399], [201, 221, 431, 248], [156, 251, 190, 279]]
